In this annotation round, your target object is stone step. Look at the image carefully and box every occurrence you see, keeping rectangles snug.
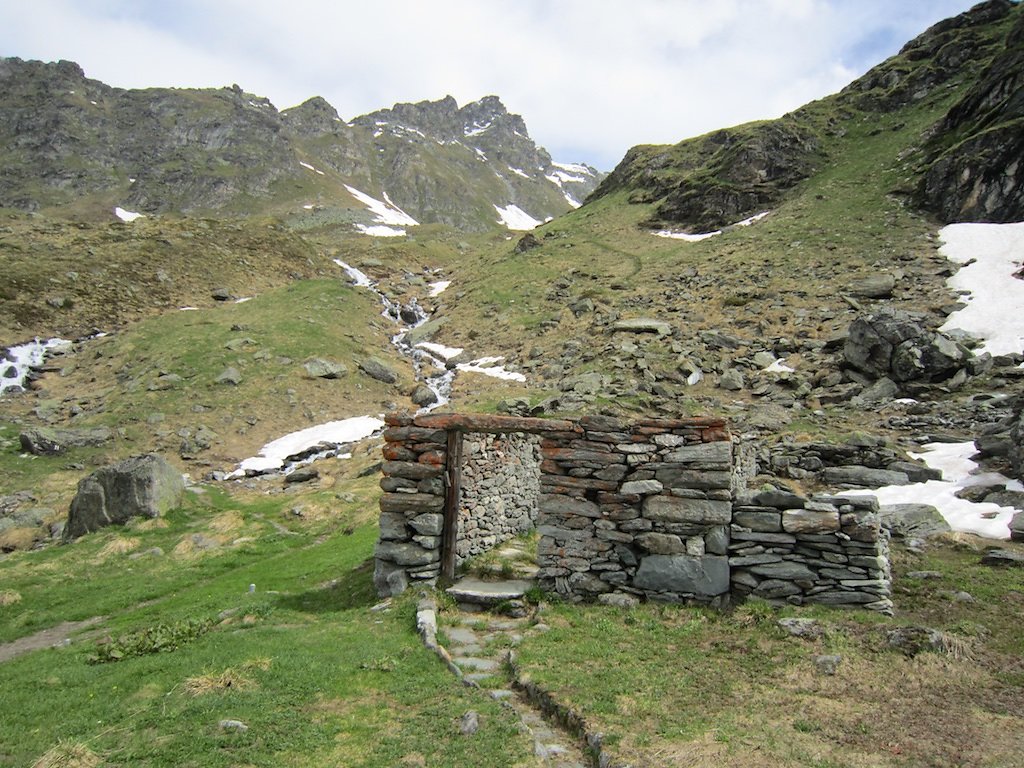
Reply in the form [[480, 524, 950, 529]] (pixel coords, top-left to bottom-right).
[[446, 577, 535, 607]]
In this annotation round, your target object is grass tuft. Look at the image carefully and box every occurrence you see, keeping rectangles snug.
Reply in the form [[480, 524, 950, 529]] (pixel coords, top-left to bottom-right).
[[31, 741, 102, 768]]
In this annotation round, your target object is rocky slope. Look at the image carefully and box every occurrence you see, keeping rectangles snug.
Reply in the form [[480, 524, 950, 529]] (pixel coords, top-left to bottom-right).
[[590, 0, 1023, 232], [0, 59, 602, 231]]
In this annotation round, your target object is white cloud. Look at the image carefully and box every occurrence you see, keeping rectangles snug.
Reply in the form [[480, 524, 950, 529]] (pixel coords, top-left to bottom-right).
[[0, 0, 979, 170]]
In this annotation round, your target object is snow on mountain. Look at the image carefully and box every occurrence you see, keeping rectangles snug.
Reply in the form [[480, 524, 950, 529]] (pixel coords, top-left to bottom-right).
[[494, 203, 541, 231]]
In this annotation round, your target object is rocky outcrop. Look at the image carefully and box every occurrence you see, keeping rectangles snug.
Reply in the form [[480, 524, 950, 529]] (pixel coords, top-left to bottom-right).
[[0, 59, 602, 230], [591, 118, 822, 231], [64, 454, 185, 539], [915, 3, 1024, 223], [843, 309, 969, 384]]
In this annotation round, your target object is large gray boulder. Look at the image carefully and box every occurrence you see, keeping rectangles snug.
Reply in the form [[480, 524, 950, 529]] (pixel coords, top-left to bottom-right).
[[844, 309, 968, 383], [879, 503, 952, 539], [64, 454, 185, 539]]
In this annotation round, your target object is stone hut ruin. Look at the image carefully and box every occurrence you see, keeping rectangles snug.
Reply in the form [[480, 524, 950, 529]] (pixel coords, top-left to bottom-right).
[[375, 412, 892, 613]]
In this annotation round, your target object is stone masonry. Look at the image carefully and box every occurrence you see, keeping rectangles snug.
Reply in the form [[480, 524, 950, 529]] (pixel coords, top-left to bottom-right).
[[457, 432, 542, 565], [374, 412, 892, 613]]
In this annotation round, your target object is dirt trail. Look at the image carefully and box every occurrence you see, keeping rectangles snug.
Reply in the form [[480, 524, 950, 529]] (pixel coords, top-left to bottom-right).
[[0, 616, 105, 663]]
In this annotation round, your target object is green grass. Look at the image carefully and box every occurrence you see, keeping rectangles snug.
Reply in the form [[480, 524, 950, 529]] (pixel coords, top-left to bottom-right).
[[0, 486, 536, 767]]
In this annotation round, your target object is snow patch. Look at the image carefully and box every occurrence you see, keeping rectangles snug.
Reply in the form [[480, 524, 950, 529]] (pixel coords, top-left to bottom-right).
[[464, 120, 492, 137], [114, 207, 144, 222], [456, 356, 526, 382], [345, 185, 418, 227], [355, 224, 406, 237], [938, 221, 1024, 356], [563, 193, 581, 209], [653, 211, 770, 242], [508, 167, 530, 179], [764, 359, 795, 373], [494, 203, 541, 231], [849, 442, 1021, 539], [228, 415, 385, 477], [299, 161, 325, 175], [552, 161, 592, 175], [428, 280, 451, 297]]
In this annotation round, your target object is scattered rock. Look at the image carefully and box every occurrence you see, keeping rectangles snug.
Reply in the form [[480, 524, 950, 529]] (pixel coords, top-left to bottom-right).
[[215, 367, 242, 385], [410, 385, 438, 407], [459, 711, 480, 736], [65, 454, 185, 539], [359, 358, 398, 384], [719, 368, 745, 391], [303, 358, 347, 379], [886, 626, 950, 657], [1012, 511, 1024, 543], [19, 426, 112, 455], [611, 318, 672, 336], [848, 273, 896, 299], [284, 467, 319, 484], [218, 719, 248, 733], [514, 233, 540, 253], [813, 654, 842, 676], [980, 549, 1024, 567], [777, 617, 824, 639], [211, 288, 233, 301]]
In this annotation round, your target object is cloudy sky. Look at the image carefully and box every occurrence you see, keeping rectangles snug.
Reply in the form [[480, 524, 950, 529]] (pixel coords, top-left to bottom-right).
[[0, 0, 979, 170]]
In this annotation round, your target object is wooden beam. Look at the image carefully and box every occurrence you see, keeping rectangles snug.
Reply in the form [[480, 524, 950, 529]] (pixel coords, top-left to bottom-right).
[[440, 429, 463, 582]]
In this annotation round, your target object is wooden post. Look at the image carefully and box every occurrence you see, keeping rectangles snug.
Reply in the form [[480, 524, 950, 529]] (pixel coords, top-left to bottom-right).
[[441, 429, 463, 582]]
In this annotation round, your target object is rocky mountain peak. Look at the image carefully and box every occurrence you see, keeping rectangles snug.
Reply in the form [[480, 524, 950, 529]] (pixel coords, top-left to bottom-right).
[[281, 95, 346, 136]]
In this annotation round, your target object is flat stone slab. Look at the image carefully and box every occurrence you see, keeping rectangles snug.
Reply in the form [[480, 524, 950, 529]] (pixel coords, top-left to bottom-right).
[[453, 656, 499, 672], [446, 578, 534, 606]]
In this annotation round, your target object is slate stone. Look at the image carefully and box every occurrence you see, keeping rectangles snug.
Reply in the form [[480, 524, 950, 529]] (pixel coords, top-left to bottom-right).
[[635, 532, 686, 554], [375, 540, 439, 567], [879, 503, 951, 538], [980, 549, 1024, 567], [620, 479, 664, 495], [643, 495, 731, 524], [748, 561, 817, 581], [359, 358, 399, 384], [409, 513, 444, 536], [782, 509, 840, 534], [19, 426, 113, 455], [634, 554, 729, 596], [378, 511, 408, 541], [612, 318, 672, 335], [822, 466, 910, 487]]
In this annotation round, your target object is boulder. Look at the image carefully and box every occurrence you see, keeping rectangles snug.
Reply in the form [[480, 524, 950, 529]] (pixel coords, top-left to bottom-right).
[[304, 358, 348, 379], [879, 503, 952, 539], [844, 309, 968, 383], [1011, 511, 1024, 543], [359, 358, 398, 384], [822, 466, 910, 487], [64, 454, 185, 539], [19, 426, 113, 455], [410, 385, 438, 407]]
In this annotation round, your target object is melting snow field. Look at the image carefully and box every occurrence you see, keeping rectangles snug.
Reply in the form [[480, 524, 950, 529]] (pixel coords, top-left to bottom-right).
[[416, 341, 463, 360], [0, 338, 72, 395], [850, 442, 1022, 539], [853, 220, 1024, 539], [654, 211, 769, 242], [494, 203, 541, 231], [228, 415, 385, 477], [456, 356, 526, 382], [938, 221, 1024, 356], [428, 280, 451, 297], [345, 185, 418, 237]]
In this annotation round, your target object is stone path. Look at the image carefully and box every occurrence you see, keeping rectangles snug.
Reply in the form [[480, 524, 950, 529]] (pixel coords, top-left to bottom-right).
[[443, 610, 590, 767]]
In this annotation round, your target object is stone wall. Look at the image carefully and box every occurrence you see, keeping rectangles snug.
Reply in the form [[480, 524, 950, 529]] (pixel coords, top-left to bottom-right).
[[535, 414, 732, 606], [730, 490, 892, 613], [457, 432, 542, 564], [374, 412, 892, 614]]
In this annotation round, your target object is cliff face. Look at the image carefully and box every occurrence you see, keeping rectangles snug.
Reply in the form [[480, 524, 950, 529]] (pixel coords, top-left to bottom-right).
[[0, 61, 602, 230], [915, 5, 1024, 223]]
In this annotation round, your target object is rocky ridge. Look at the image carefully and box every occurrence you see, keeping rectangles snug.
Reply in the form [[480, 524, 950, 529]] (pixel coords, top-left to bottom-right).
[[0, 59, 602, 231]]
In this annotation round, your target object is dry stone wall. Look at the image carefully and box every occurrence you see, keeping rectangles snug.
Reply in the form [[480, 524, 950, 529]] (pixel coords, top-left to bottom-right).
[[457, 432, 542, 564], [731, 490, 892, 613], [374, 412, 892, 613]]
